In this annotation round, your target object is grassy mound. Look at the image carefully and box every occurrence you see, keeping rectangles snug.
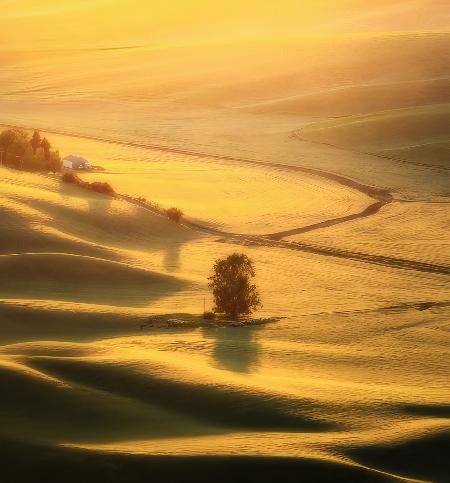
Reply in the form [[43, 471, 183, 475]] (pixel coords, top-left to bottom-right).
[[191, 32, 450, 108], [29, 355, 331, 432], [300, 103, 450, 168], [0, 166, 197, 256], [245, 78, 450, 117], [0, 360, 213, 444], [0, 253, 190, 307], [0, 302, 146, 344], [379, 140, 450, 169], [348, 430, 450, 483], [0, 438, 391, 483]]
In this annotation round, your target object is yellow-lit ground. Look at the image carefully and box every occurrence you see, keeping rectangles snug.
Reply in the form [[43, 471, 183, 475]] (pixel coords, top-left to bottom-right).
[[0, 2, 449, 482]]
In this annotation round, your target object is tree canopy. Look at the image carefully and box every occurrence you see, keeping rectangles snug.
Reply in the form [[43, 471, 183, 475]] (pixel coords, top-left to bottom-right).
[[166, 207, 183, 223], [40, 137, 51, 161], [208, 253, 261, 319], [30, 130, 41, 154]]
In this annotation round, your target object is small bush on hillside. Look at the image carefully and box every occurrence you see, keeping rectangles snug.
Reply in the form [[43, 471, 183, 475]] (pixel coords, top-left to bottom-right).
[[62, 172, 114, 196], [90, 181, 115, 195], [147, 200, 160, 210], [203, 311, 216, 320], [166, 207, 183, 223], [62, 172, 80, 184]]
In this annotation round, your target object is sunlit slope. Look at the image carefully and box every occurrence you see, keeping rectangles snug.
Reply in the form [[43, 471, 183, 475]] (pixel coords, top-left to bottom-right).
[[1, 32, 448, 175], [1, 2, 449, 481], [288, 201, 450, 266], [0, 131, 370, 236], [0, 166, 199, 315], [0, 166, 197, 256], [3, 0, 447, 49], [1, 162, 448, 311], [187, 32, 450, 108], [0, 310, 448, 482], [1, 158, 449, 482], [244, 78, 450, 117], [0, 358, 212, 443], [300, 104, 450, 168], [0, 253, 189, 307], [53, 138, 369, 235], [2, 32, 448, 106], [1, 162, 447, 326]]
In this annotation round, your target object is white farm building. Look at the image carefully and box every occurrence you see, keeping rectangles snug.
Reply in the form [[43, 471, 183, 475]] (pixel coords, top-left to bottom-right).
[[63, 155, 91, 170]]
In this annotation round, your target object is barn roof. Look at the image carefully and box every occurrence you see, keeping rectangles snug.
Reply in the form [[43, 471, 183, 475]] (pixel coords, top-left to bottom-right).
[[63, 155, 90, 164]]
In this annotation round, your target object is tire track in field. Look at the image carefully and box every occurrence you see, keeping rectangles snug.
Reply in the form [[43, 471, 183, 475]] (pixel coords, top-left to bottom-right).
[[7, 123, 448, 275], [119, 195, 450, 276]]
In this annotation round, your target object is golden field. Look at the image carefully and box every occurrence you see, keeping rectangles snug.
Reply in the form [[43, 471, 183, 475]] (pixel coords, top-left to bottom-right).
[[0, 1, 449, 482]]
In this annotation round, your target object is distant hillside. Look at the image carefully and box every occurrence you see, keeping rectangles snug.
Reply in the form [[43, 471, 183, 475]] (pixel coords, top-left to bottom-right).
[[190, 32, 450, 108], [243, 78, 450, 117], [299, 104, 450, 168]]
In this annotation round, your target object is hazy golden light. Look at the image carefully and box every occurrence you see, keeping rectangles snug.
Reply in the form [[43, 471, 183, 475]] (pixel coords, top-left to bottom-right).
[[3, 0, 444, 49], [0, 0, 449, 481]]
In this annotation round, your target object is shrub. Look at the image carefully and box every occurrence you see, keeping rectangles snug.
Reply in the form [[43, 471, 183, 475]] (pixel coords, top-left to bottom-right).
[[89, 181, 115, 195], [148, 201, 160, 210], [166, 207, 183, 223], [203, 311, 216, 320], [208, 253, 262, 320], [62, 173, 114, 196], [62, 172, 81, 184]]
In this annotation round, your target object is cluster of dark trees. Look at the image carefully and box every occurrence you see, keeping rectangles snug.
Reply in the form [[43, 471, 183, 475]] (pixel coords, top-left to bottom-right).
[[0, 128, 62, 173]]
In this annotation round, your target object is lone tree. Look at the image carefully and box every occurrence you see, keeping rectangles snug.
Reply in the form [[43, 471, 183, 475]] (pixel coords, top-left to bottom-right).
[[30, 130, 41, 155], [208, 253, 261, 320]]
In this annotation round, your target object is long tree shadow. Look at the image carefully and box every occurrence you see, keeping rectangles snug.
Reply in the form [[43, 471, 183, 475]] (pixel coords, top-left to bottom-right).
[[163, 243, 182, 273], [59, 181, 113, 216], [202, 327, 261, 374], [0, 252, 192, 308], [86, 191, 113, 215]]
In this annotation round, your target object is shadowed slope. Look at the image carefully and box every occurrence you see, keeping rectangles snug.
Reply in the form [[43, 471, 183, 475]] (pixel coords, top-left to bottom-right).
[[0, 437, 393, 483], [0, 302, 146, 344], [0, 253, 191, 307], [28, 355, 332, 432], [0, 166, 198, 256], [0, 360, 218, 444], [348, 430, 450, 483]]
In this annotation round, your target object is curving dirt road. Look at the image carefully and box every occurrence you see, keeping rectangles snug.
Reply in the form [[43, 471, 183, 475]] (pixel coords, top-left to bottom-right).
[[6, 122, 449, 276], [119, 194, 450, 276]]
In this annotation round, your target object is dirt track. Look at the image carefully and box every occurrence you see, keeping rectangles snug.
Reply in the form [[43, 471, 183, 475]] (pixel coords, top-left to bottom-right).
[[7, 122, 449, 276]]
